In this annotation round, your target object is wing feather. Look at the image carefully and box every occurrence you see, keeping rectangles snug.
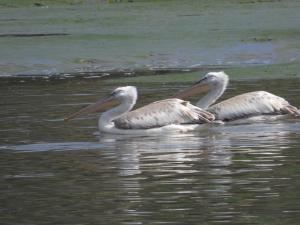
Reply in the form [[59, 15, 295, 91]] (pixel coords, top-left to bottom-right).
[[209, 91, 291, 121], [114, 98, 213, 129]]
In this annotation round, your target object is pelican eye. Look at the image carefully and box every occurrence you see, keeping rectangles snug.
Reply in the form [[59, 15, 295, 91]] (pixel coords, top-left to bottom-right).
[[195, 76, 208, 84], [111, 89, 123, 97], [110, 90, 117, 96]]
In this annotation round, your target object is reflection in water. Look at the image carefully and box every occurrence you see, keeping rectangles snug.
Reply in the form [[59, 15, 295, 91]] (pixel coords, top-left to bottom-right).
[[91, 119, 299, 224], [0, 78, 299, 225]]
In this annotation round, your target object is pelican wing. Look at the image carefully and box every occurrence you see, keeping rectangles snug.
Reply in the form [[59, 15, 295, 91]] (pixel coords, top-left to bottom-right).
[[114, 98, 214, 129], [209, 91, 292, 121]]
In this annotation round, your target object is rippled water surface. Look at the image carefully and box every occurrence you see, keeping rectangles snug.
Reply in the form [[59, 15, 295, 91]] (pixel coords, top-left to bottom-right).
[[1, 76, 300, 225]]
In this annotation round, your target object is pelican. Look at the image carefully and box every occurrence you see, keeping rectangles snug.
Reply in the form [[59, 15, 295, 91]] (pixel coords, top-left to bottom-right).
[[64, 86, 215, 134], [174, 71, 300, 122]]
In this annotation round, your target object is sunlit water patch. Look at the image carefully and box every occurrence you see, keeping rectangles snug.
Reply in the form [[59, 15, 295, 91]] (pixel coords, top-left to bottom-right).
[[4, 142, 105, 152]]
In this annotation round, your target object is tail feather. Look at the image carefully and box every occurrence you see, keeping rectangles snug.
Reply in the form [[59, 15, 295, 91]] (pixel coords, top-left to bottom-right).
[[187, 103, 215, 123], [195, 108, 215, 123], [281, 105, 300, 117]]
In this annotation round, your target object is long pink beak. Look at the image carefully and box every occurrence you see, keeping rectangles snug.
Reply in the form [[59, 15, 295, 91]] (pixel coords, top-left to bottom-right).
[[64, 96, 119, 121], [173, 81, 210, 99]]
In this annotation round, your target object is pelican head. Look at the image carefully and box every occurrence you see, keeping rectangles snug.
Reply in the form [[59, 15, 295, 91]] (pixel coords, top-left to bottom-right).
[[64, 86, 137, 121], [200, 71, 229, 87], [173, 71, 229, 109], [174, 71, 229, 99], [112, 86, 138, 103]]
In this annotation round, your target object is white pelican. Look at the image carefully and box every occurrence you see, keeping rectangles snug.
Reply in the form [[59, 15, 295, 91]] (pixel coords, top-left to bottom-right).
[[64, 86, 214, 134], [174, 71, 300, 121]]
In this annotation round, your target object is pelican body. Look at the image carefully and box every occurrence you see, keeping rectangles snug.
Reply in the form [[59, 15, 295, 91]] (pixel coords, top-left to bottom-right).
[[65, 86, 214, 134], [175, 71, 299, 121]]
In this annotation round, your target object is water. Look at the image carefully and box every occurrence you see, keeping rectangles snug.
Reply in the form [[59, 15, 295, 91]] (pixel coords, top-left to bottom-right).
[[1, 76, 300, 225], [0, 0, 299, 76]]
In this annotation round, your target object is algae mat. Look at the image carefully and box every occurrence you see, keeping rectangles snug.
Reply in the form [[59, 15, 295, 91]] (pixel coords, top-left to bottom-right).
[[0, 0, 299, 77]]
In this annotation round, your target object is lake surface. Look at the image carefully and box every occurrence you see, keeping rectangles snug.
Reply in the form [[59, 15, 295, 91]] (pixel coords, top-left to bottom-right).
[[1, 0, 300, 224], [1, 75, 300, 225]]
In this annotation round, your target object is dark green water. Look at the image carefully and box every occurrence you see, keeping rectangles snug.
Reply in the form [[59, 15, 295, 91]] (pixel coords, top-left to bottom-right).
[[0, 75, 300, 225]]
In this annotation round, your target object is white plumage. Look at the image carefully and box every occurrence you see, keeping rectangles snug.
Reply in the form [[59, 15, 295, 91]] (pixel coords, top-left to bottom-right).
[[174, 71, 299, 121], [209, 91, 295, 121], [115, 98, 213, 129], [65, 86, 214, 134]]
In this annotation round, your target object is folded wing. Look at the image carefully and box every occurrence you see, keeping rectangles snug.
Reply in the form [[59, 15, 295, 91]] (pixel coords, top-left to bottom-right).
[[114, 98, 214, 129], [209, 91, 299, 121]]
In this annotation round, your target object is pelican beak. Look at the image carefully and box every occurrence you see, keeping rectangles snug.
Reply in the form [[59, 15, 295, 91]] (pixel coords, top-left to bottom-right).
[[64, 95, 119, 121], [173, 78, 211, 99]]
